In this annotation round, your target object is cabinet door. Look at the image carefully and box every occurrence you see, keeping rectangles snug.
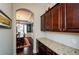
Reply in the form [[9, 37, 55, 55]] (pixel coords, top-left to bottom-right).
[[51, 4, 62, 31], [38, 41, 47, 55], [44, 11, 53, 31], [41, 14, 45, 31], [62, 3, 79, 32]]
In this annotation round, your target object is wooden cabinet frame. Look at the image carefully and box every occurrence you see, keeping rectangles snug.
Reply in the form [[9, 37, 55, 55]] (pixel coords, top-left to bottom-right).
[[41, 3, 79, 32]]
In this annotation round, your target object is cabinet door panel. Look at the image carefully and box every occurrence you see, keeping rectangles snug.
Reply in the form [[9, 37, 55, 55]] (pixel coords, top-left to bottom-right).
[[51, 4, 62, 31], [38, 41, 47, 55], [63, 3, 79, 31], [45, 11, 53, 31], [41, 14, 45, 31], [44, 12, 49, 30]]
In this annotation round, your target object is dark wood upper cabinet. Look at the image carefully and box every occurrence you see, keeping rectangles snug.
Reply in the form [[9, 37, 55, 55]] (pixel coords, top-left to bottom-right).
[[62, 3, 79, 32], [51, 4, 62, 31], [44, 11, 53, 31], [41, 3, 79, 32], [41, 10, 53, 31], [41, 14, 45, 31]]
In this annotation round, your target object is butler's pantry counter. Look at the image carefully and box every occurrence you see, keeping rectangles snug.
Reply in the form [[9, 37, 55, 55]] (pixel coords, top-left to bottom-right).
[[37, 37, 79, 55]]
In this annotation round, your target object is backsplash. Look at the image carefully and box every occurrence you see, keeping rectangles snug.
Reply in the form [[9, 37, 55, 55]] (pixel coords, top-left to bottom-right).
[[43, 32, 79, 49]]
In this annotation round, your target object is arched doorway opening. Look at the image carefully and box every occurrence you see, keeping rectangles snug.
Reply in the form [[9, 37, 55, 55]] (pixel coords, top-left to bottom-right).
[[16, 8, 34, 55]]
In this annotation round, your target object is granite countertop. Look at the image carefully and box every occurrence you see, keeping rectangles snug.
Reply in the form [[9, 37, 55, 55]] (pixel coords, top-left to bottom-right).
[[37, 37, 79, 55]]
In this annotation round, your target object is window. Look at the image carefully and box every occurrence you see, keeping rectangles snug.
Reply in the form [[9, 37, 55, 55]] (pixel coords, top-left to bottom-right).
[[27, 24, 33, 32], [16, 23, 27, 37]]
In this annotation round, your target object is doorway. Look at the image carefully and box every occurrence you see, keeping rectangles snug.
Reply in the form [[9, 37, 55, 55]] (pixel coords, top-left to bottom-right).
[[16, 8, 34, 55]]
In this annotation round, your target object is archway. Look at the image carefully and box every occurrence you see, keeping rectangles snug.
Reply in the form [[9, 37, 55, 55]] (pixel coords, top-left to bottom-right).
[[16, 8, 34, 55]]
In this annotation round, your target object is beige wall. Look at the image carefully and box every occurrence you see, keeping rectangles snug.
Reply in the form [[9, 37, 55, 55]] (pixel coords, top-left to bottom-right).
[[0, 3, 13, 54], [13, 3, 79, 54]]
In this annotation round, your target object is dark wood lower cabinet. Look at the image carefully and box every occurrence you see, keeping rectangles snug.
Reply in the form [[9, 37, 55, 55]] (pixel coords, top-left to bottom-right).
[[37, 40, 58, 55]]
